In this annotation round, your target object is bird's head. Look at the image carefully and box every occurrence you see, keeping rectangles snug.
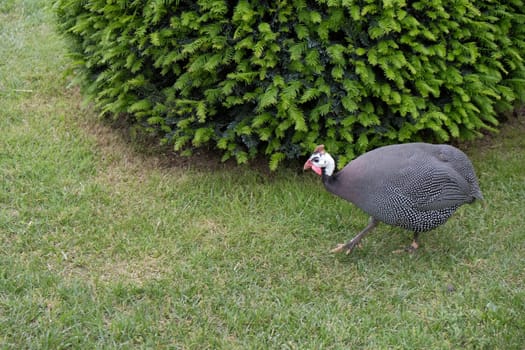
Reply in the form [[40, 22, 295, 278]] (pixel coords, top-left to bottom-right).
[[303, 144, 336, 176]]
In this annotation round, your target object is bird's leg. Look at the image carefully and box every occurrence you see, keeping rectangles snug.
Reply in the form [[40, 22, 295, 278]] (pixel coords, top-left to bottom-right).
[[405, 232, 420, 253], [331, 217, 378, 254]]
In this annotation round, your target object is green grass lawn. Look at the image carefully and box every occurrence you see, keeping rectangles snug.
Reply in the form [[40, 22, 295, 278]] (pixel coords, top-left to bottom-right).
[[1, 1, 524, 348]]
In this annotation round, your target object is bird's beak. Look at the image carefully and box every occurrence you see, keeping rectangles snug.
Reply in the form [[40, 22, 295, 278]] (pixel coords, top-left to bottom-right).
[[303, 159, 322, 176], [303, 159, 312, 170]]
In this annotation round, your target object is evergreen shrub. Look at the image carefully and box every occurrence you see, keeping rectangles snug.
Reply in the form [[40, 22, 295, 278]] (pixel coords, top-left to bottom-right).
[[53, 0, 525, 169]]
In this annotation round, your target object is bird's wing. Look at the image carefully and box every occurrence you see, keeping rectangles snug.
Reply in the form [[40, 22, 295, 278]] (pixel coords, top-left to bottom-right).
[[396, 164, 473, 211]]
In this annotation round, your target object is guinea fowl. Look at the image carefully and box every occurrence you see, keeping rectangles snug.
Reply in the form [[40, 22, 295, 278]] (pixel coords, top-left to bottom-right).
[[303, 143, 483, 254]]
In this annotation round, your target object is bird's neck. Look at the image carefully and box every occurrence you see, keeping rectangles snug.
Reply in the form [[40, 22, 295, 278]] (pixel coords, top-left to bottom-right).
[[321, 173, 334, 186], [321, 167, 337, 185], [319, 153, 339, 192]]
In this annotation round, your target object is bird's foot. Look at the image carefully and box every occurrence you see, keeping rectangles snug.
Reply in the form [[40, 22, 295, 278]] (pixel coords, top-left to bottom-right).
[[330, 240, 362, 254], [406, 240, 419, 253], [392, 240, 419, 254]]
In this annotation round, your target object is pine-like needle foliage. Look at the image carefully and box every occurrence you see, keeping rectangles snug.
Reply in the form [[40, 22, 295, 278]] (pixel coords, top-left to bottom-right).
[[53, 0, 525, 169]]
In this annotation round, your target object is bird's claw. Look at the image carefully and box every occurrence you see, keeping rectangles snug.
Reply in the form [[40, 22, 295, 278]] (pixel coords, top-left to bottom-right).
[[392, 240, 419, 254], [330, 243, 347, 254], [405, 240, 419, 253], [330, 240, 362, 254]]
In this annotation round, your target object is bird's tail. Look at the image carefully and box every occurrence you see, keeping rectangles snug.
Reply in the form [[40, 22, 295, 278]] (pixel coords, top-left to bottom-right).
[[470, 189, 485, 207], [474, 191, 484, 201]]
